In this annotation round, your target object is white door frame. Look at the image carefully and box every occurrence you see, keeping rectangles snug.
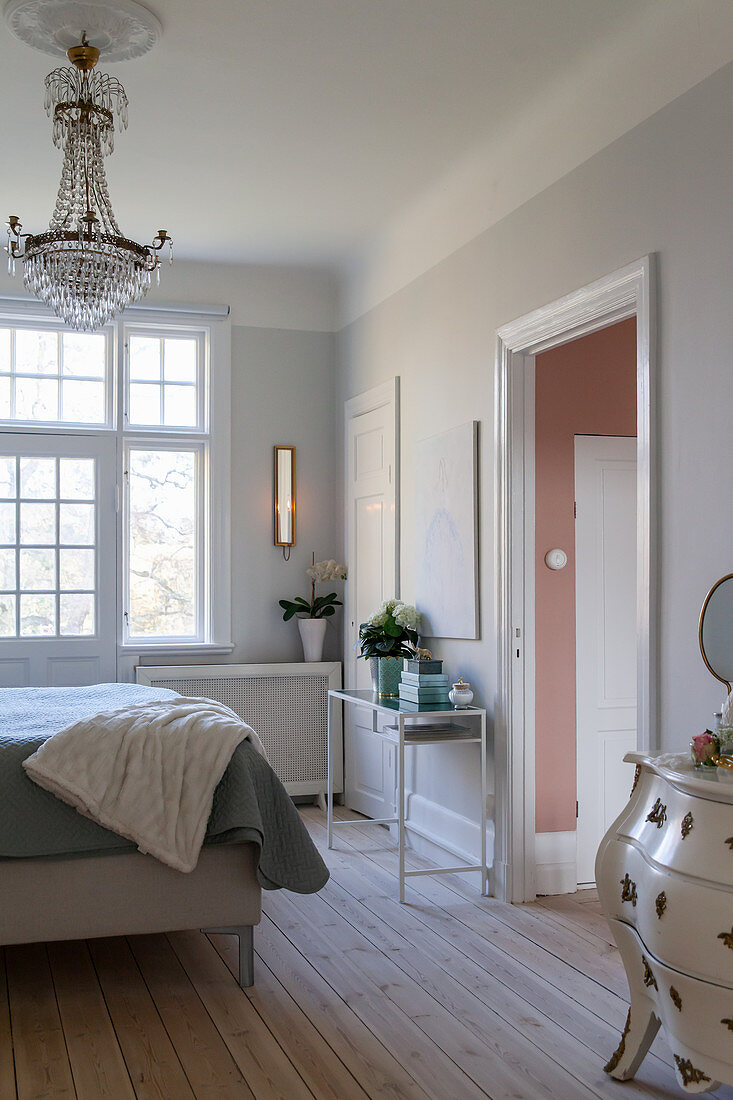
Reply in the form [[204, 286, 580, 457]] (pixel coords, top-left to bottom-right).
[[343, 377, 400, 689], [493, 255, 656, 903]]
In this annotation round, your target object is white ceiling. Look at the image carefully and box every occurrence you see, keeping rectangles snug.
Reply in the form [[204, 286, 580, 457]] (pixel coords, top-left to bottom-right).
[[2, 0, 733, 274]]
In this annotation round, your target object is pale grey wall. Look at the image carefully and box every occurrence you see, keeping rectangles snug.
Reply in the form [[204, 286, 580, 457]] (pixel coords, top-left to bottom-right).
[[337, 61, 733, 826], [231, 325, 341, 664]]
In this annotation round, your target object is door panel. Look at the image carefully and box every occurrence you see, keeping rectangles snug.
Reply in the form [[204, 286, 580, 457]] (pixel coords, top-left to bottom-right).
[[344, 384, 398, 819], [575, 434, 636, 885], [0, 433, 117, 687]]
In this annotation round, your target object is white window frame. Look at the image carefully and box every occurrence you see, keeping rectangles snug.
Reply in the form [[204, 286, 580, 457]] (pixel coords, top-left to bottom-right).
[[0, 297, 232, 659], [123, 323, 207, 433], [0, 308, 115, 430]]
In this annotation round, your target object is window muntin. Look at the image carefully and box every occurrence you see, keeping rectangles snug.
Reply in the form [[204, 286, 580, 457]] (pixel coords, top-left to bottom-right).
[[0, 453, 97, 637], [126, 332, 202, 430], [0, 327, 108, 426], [126, 445, 201, 640]]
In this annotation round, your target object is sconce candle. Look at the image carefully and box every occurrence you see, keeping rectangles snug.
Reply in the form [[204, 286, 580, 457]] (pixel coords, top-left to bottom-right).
[[274, 445, 296, 559]]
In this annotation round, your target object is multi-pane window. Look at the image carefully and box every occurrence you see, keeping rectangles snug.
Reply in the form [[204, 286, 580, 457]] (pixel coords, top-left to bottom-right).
[[123, 325, 206, 642], [0, 454, 96, 637], [127, 333, 201, 429], [0, 327, 108, 425], [0, 308, 223, 652], [126, 446, 200, 639]]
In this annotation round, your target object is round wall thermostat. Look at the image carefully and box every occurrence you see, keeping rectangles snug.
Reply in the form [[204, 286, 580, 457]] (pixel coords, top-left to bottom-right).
[[544, 548, 568, 571]]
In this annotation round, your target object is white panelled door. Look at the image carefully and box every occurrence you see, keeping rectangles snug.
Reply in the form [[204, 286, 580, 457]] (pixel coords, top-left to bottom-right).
[[344, 380, 398, 819], [0, 433, 117, 687], [575, 434, 637, 886]]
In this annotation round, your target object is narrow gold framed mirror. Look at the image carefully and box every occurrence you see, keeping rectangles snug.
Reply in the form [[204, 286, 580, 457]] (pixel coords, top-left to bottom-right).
[[274, 445, 296, 559], [699, 573, 733, 692]]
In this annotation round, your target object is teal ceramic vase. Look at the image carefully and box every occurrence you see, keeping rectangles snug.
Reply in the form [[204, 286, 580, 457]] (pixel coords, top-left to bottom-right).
[[378, 656, 402, 697]]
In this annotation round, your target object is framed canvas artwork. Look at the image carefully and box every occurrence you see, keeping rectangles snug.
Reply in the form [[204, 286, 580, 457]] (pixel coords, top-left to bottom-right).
[[414, 420, 479, 640]]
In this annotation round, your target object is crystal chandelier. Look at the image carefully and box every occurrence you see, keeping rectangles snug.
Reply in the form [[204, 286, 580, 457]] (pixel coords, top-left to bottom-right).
[[5, 32, 171, 332]]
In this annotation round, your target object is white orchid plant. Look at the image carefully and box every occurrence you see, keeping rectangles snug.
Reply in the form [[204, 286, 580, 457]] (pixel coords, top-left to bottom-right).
[[358, 598, 420, 659], [279, 554, 348, 621]]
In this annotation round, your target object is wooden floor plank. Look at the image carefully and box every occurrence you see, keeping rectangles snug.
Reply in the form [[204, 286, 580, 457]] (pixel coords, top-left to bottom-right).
[[0, 950, 17, 1100], [128, 933, 255, 1100], [304, 808, 683, 1091], [208, 933, 373, 1100], [5, 943, 75, 1100], [313, 869, 679, 1099], [308, 808, 630, 1025], [48, 941, 135, 1100], [265, 888, 489, 1100], [323, 809, 629, 1007], [167, 930, 314, 1100], [275, 883, 597, 1100], [261, 894, 489, 1100], [4, 809, 729, 1100], [250, 916, 429, 1100], [88, 937, 196, 1100]]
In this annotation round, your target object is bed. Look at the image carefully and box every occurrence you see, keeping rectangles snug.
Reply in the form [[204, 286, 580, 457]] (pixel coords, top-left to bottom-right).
[[0, 683, 329, 987]]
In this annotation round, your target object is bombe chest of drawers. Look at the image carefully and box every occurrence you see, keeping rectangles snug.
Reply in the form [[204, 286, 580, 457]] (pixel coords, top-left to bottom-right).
[[597, 751, 733, 1093]]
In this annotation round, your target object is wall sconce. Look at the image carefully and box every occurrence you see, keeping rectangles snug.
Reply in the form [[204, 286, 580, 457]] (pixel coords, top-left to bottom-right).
[[274, 445, 296, 560]]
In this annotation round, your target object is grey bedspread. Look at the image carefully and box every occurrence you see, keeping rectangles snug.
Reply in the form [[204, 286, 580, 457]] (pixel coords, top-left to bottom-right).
[[0, 684, 329, 893]]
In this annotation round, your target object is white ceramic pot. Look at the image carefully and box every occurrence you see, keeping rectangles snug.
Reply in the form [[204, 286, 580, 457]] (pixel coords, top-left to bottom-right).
[[298, 618, 327, 662], [448, 680, 474, 708]]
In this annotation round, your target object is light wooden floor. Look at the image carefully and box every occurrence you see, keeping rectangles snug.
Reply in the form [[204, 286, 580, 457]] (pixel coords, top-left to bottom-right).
[[1, 806, 731, 1099]]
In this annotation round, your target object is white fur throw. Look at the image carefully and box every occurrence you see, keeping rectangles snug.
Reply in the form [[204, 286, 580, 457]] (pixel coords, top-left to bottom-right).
[[22, 697, 266, 873]]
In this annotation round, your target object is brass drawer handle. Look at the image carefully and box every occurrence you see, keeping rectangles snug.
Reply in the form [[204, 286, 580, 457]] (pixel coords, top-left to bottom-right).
[[620, 873, 637, 906], [646, 798, 667, 827], [680, 812, 693, 838], [669, 986, 682, 1012], [655, 891, 666, 918]]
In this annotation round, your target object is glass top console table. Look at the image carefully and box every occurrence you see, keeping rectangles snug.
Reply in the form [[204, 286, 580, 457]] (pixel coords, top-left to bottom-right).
[[327, 688, 488, 902]]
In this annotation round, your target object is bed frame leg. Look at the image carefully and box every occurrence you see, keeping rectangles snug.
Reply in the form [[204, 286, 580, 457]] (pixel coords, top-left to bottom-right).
[[203, 924, 255, 988]]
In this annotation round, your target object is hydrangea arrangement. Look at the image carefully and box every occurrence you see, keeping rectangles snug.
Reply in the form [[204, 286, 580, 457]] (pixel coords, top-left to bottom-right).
[[358, 599, 420, 659], [279, 554, 347, 620]]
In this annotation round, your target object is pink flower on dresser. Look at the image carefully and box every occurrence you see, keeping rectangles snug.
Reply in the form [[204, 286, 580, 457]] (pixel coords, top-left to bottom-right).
[[692, 732, 717, 763]]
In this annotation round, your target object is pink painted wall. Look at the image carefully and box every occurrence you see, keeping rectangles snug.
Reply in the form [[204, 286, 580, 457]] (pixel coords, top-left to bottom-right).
[[535, 318, 636, 833]]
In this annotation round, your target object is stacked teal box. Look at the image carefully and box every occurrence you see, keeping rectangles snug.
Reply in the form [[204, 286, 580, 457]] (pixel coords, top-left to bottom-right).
[[398, 663, 450, 705]]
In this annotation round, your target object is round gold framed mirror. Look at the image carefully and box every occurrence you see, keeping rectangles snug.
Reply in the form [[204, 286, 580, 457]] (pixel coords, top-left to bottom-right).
[[699, 574, 733, 692]]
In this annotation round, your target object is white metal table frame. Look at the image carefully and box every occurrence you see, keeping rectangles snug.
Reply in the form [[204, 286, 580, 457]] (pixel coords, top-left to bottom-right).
[[327, 688, 488, 902]]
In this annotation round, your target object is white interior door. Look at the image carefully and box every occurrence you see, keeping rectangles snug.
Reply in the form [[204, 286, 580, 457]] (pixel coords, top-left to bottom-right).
[[344, 380, 398, 819], [575, 434, 637, 886], [0, 432, 117, 687]]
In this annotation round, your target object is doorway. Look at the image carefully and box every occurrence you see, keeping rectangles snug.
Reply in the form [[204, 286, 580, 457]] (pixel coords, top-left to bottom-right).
[[493, 256, 656, 904], [575, 434, 637, 886]]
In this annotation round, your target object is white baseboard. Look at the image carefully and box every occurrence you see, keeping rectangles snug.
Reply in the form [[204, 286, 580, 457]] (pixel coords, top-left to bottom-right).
[[400, 792, 494, 883], [535, 830, 577, 895]]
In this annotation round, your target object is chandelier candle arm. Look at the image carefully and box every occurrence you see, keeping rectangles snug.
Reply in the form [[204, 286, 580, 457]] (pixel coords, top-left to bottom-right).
[[4, 31, 171, 332]]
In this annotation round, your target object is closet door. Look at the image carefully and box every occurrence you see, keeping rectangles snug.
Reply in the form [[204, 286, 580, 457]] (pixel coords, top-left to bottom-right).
[[0, 432, 117, 687]]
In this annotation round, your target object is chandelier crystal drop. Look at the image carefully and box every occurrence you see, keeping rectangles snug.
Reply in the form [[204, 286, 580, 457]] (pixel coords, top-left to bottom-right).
[[5, 32, 171, 332]]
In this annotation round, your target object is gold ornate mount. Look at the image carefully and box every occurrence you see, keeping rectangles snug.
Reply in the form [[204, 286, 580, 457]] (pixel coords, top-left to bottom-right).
[[674, 1055, 711, 1088], [604, 1008, 631, 1075]]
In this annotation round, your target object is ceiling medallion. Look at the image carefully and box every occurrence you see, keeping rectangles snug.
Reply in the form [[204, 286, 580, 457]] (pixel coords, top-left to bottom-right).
[[3, 0, 161, 61], [4, 3, 170, 332]]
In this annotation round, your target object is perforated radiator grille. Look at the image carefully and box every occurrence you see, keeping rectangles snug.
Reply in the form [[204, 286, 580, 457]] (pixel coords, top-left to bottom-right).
[[144, 674, 330, 785]]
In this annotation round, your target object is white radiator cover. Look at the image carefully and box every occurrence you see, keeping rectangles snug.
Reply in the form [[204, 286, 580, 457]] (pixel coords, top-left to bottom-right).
[[136, 662, 342, 798]]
